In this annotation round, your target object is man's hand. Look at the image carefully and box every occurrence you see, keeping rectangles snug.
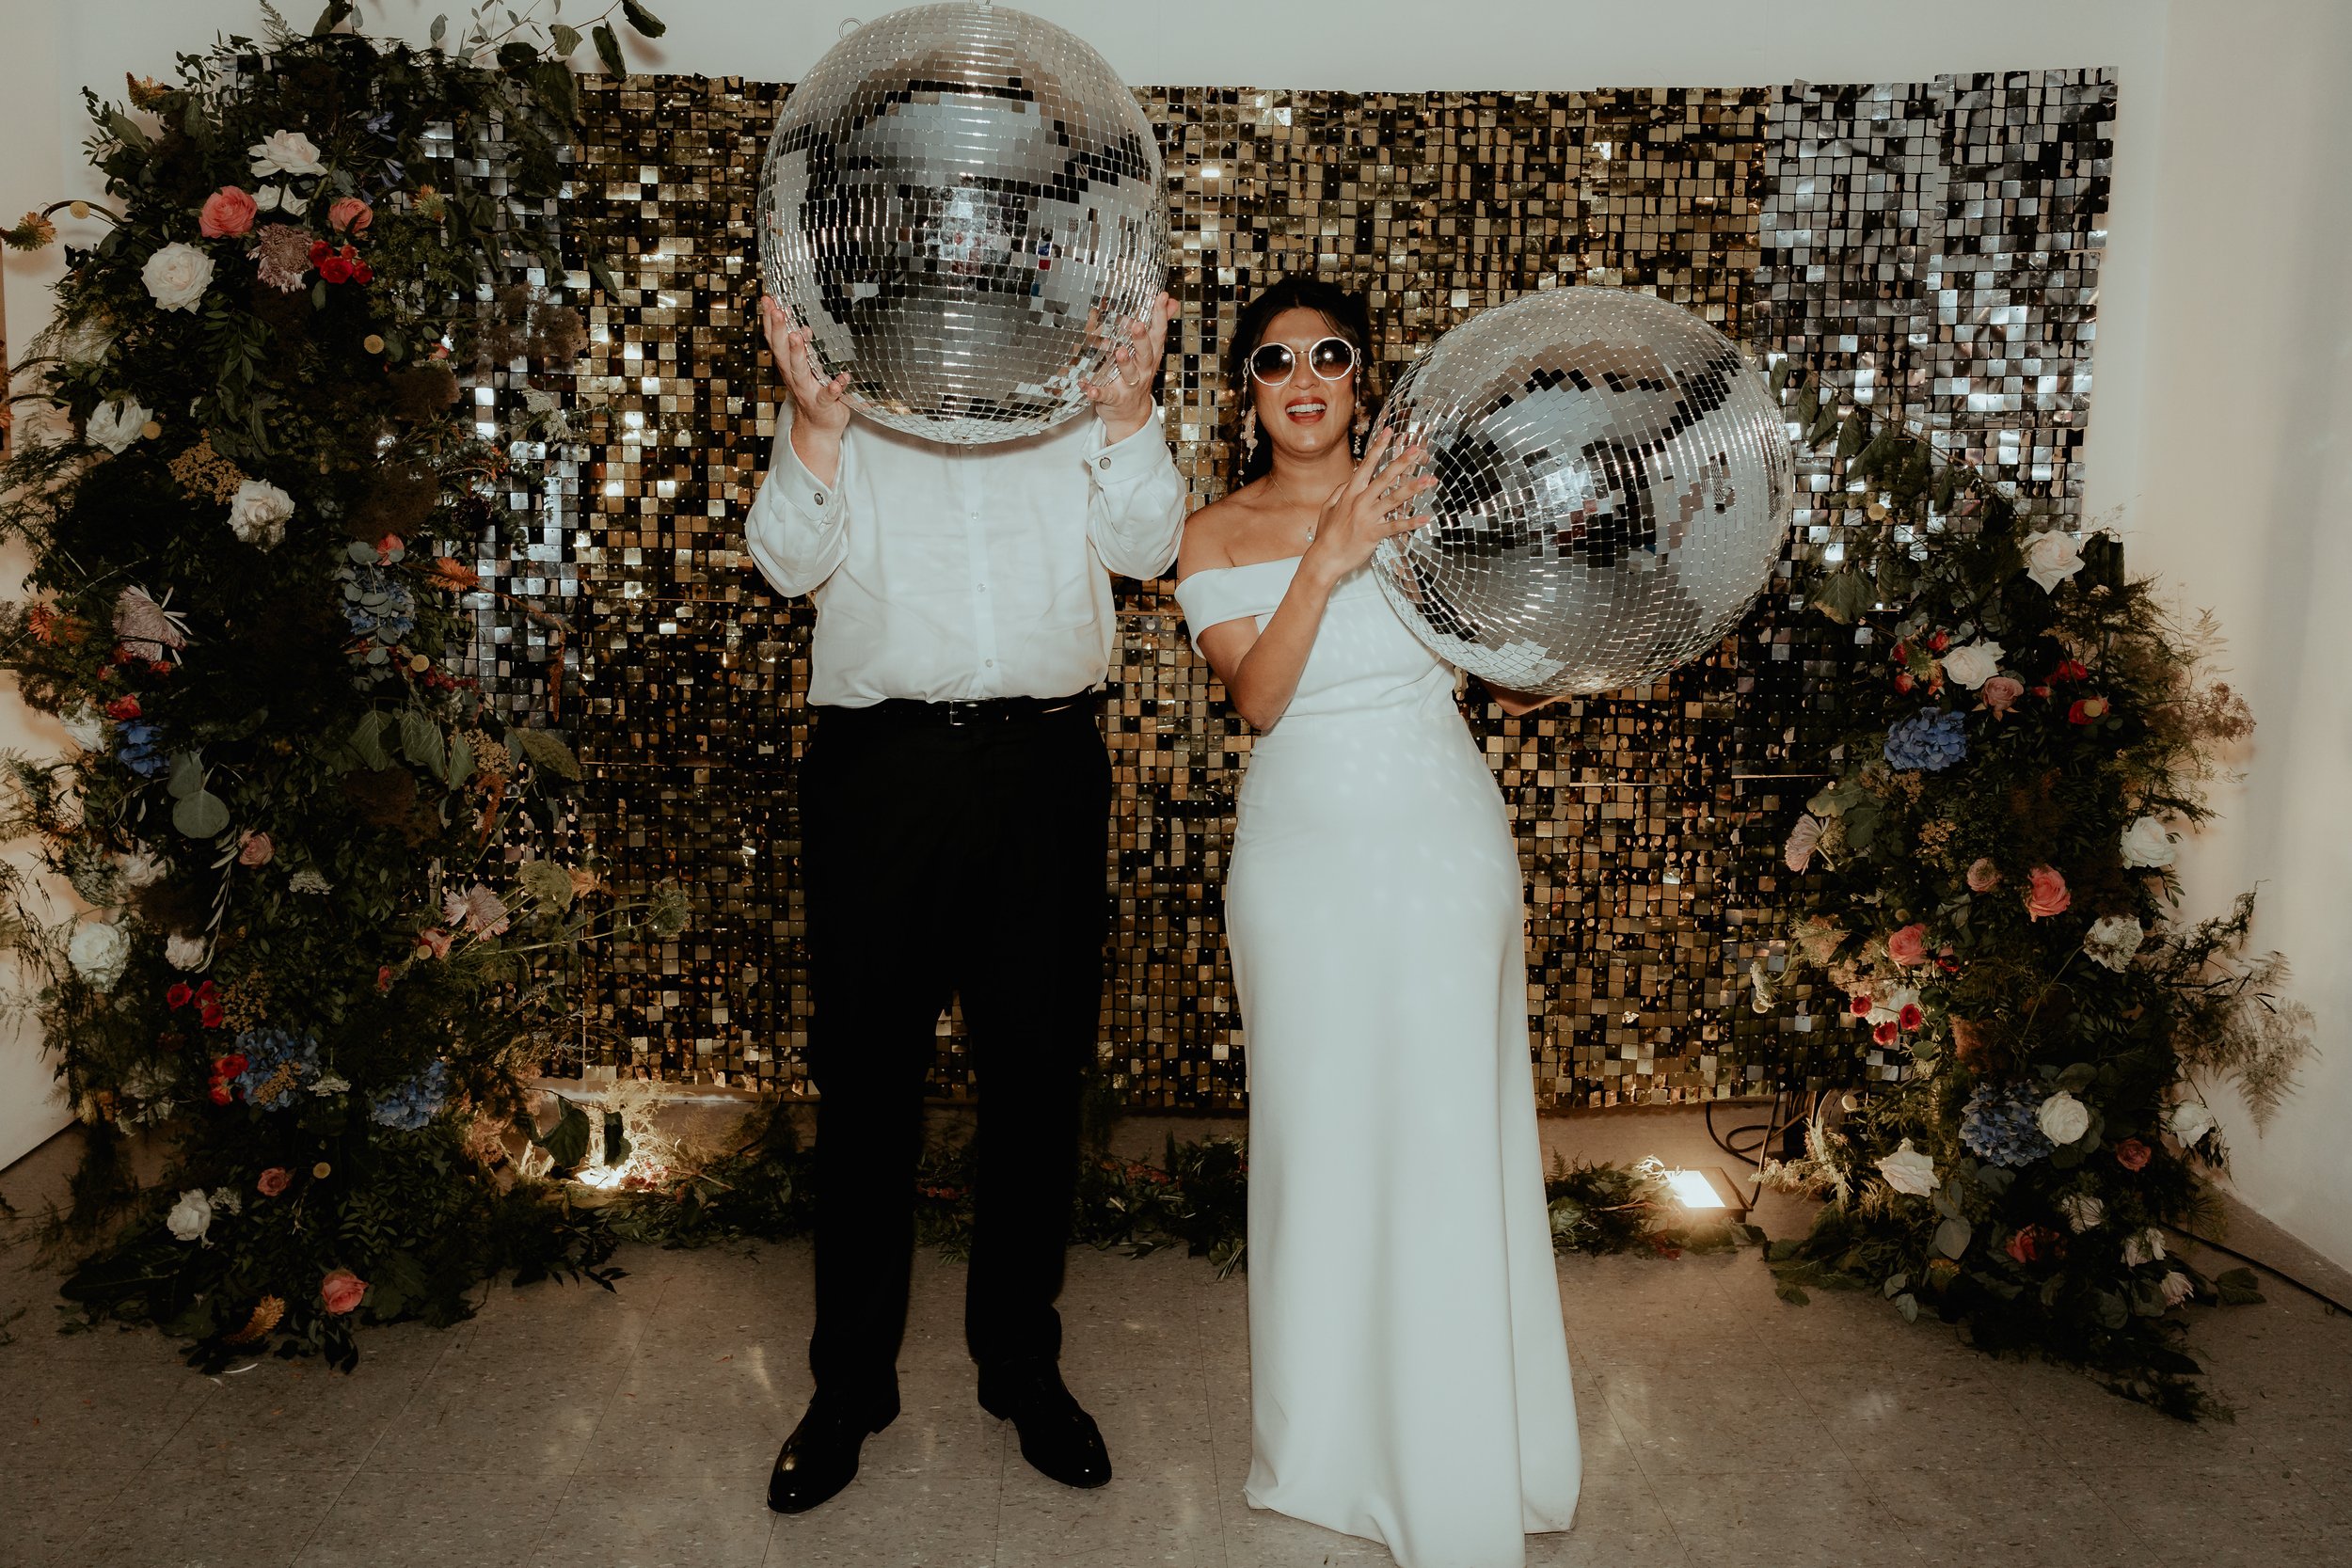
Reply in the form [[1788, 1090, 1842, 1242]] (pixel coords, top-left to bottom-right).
[[1083, 292, 1178, 445], [763, 295, 851, 484]]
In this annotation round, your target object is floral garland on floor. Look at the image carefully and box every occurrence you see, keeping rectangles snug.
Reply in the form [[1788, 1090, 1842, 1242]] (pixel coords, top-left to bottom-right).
[[0, 2, 672, 1370], [1756, 374, 2312, 1417], [588, 1101, 1748, 1273]]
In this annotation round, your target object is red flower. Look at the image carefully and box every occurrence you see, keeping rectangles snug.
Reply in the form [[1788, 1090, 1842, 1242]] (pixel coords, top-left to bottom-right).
[[1850, 993, 1874, 1017], [208, 1080, 233, 1105], [1928, 630, 1949, 653], [104, 694, 142, 720], [1891, 641, 1910, 663], [215, 1053, 248, 1078], [1936, 953, 1962, 974], [149, 659, 173, 677], [350, 259, 373, 285], [308, 239, 331, 266], [1872, 1021, 1899, 1046], [199, 1003, 226, 1029], [375, 964, 394, 992], [318, 253, 354, 284], [2006, 1225, 2063, 1264], [1893, 671, 1915, 694], [1899, 1003, 1924, 1031], [2067, 696, 2109, 724], [2114, 1137, 2153, 1171], [2029, 685, 2051, 699], [167, 982, 194, 1009], [2051, 658, 2090, 683]]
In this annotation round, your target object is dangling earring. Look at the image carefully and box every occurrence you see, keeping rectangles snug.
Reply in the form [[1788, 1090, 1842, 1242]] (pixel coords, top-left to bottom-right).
[[1350, 406, 1370, 461], [1241, 405, 1259, 464]]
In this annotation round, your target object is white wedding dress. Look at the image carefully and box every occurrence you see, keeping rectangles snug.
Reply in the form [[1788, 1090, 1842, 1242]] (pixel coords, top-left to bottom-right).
[[1174, 556, 1581, 1568]]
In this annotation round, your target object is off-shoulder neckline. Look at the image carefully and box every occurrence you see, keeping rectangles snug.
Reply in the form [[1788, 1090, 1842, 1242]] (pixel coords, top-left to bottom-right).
[[1174, 553, 1305, 589]]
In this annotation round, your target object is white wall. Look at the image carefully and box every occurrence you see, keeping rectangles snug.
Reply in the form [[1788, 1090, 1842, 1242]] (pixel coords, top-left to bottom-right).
[[2, 0, 2344, 1272]]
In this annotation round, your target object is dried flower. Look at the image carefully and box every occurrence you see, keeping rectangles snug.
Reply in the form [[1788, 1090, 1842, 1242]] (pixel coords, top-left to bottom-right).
[[169, 436, 250, 503], [426, 556, 481, 593], [1783, 814, 1823, 874], [251, 223, 314, 292], [2083, 914, 2145, 972], [4, 209, 58, 250]]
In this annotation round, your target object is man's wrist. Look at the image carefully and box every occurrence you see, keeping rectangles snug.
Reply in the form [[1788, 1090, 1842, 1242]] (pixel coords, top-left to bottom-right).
[[789, 420, 845, 486]]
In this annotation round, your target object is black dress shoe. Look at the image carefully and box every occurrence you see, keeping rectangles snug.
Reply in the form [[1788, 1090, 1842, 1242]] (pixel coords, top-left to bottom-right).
[[767, 1396, 897, 1514], [977, 1364, 1112, 1489]]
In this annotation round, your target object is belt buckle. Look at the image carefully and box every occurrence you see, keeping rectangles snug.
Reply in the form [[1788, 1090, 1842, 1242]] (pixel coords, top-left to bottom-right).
[[943, 700, 981, 728]]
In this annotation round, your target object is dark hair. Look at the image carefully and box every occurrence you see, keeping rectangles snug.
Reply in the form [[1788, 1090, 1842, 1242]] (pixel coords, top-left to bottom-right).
[[1226, 277, 1380, 488]]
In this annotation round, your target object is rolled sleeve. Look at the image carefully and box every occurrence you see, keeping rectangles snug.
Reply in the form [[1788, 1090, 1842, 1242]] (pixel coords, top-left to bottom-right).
[[1082, 404, 1188, 580], [743, 418, 851, 599]]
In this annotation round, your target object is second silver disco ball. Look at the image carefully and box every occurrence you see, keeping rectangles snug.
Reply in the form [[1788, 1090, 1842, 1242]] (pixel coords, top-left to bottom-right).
[[1370, 288, 1796, 696], [756, 3, 1167, 444]]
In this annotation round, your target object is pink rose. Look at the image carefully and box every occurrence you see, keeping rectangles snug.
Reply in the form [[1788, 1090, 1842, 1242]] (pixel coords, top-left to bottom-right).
[[199, 185, 258, 238], [1886, 924, 1929, 968], [2023, 865, 2071, 920], [320, 1268, 368, 1315], [1980, 675, 2024, 715], [1965, 857, 2001, 894], [327, 197, 373, 234], [415, 927, 453, 960], [256, 1166, 291, 1197], [237, 831, 275, 866]]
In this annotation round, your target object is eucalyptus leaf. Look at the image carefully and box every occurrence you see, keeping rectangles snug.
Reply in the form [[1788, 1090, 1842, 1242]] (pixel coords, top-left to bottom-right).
[[1883, 1273, 1909, 1298], [1895, 1291, 1919, 1323], [173, 789, 231, 840], [1931, 1216, 1973, 1259], [430, 12, 447, 46], [167, 750, 206, 800]]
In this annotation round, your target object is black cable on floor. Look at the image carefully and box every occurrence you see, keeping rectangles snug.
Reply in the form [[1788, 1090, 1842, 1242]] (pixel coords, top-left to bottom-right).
[[1704, 1098, 1772, 1167], [2161, 1224, 2352, 1318]]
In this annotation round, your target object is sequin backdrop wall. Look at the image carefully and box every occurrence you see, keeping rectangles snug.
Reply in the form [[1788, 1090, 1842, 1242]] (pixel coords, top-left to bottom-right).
[[504, 71, 2113, 1107]]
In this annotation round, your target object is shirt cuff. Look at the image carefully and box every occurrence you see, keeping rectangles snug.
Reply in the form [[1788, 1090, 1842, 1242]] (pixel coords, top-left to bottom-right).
[[1084, 402, 1167, 486], [771, 427, 844, 527]]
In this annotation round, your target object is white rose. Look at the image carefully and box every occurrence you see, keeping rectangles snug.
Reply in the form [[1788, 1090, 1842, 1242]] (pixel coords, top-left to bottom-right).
[[115, 848, 168, 889], [165, 932, 211, 972], [2022, 531, 2084, 593], [2083, 914, 2146, 973], [248, 128, 326, 178], [2036, 1090, 2091, 1147], [2158, 1271, 2196, 1307], [2120, 816, 2177, 869], [140, 242, 214, 312], [86, 397, 151, 453], [2122, 1227, 2166, 1266], [166, 1187, 213, 1243], [227, 479, 294, 548], [67, 920, 133, 990], [2058, 1192, 2105, 1232], [254, 183, 285, 213], [2167, 1099, 2217, 1146], [1875, 1137, 1938, 1196], [60, 704, 109, 752], [1939, 641, 2005, 690]]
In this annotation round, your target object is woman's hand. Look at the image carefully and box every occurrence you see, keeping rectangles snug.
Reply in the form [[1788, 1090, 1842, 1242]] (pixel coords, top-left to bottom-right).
[[1083, 292, 1179, 443], [1300, 428, 1437, 586], [762, 296, 851, 480]]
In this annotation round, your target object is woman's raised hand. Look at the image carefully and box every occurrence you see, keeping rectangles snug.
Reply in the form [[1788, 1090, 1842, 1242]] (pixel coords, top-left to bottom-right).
[[1303, 428, 1438, 582], [762, 295, 852, 437]]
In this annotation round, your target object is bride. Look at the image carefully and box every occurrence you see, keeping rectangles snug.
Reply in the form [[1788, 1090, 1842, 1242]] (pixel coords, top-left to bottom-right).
[[1172, 277, 1582, 1568]]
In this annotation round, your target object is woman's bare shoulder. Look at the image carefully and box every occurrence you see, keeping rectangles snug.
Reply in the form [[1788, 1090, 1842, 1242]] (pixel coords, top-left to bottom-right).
[[1176, 485, 1260, 580]]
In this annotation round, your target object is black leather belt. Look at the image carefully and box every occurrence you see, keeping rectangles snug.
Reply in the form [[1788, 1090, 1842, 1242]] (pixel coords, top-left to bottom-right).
[[827, 692, 1099, 728]]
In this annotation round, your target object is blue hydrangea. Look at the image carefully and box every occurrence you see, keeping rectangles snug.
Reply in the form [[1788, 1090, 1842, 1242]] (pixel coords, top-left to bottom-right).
[[1883, 707, 1969, 772], [1960, 1081, 2055, 1168], [341, 564, 416, 643], [369, 1059, 449, 1131], [230, 1029, 323, 1110], [116, 720, 168, 778]]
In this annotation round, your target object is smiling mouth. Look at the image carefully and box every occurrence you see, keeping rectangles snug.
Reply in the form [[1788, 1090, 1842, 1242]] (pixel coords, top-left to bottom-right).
[[1284, 398, 1327, 421]]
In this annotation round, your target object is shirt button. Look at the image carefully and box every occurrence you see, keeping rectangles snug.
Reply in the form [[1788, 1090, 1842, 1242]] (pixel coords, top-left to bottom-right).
[[1098, 456, 1112, 469], [812, 491, 826, 506], [984, 659, 995, 669]]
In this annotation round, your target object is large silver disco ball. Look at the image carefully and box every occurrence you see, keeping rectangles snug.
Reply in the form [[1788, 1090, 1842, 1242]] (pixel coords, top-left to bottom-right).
[[756, 3, 1167, 444], [1371, 289, 1795, 696]]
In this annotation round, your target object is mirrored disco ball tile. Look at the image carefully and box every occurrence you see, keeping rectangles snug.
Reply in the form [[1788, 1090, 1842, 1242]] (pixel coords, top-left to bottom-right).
[[521, 71, 2110, 1107]]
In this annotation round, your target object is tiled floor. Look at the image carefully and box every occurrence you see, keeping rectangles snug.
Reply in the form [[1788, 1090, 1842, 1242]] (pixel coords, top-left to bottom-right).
[[3, 1112, 2347, 1568]]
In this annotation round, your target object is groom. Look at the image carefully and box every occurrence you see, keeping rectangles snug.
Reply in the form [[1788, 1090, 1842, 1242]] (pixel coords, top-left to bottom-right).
[[744, 293, 1186, 1513]]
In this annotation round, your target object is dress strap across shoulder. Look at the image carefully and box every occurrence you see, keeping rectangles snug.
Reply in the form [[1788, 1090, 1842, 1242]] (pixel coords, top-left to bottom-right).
[[1171, 556, 1301, 657]]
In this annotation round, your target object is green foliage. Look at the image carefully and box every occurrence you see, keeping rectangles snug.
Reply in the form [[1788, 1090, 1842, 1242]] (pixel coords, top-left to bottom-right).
[[1760, 374, 2306, 1417], [0, 5, 665, 1370]]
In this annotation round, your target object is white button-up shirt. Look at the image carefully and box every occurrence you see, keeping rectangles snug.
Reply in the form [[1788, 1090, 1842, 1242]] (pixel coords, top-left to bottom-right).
[[743, 405, 1188, 707]]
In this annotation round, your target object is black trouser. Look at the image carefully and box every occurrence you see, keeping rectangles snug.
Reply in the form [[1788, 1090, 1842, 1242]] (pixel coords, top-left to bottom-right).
[[799, 698, 1110, 1420]]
